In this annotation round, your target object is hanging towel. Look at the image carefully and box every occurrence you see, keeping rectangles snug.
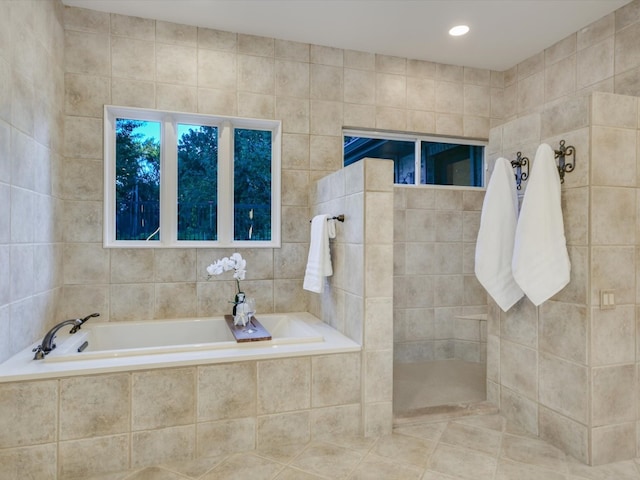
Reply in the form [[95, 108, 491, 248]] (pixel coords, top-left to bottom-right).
[[303, 214, 336, 293], [512, 143, 571, 306], [475, 157, 524, 311]]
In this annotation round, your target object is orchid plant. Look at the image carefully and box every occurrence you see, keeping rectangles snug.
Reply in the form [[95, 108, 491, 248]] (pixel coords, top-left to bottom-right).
[[206, 252, 247, 294]]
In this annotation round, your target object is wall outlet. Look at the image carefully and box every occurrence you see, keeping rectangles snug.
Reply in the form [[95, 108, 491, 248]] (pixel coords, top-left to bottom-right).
[[600, 290, 615, 309]]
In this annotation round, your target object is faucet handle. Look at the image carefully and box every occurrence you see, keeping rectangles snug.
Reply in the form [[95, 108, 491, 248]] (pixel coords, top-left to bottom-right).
[[32, 346, 45, 360]]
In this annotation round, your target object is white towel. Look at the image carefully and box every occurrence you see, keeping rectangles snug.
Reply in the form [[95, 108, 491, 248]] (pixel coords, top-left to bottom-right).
[[303, 214, 336, 293], [512, 143, 571, 306], [475, 157, 524, 311]]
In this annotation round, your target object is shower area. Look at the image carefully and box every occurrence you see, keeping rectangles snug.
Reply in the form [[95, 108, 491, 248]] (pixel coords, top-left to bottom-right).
[[393, 184, 488, 421]]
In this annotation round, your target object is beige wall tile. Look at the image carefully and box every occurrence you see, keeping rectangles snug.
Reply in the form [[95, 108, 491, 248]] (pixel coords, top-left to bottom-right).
[[198, 27, 236, 51], [577, 13, 614, 50], [111, 36, 155, 81], [545, 55, 576, 102], [364, 350, 393, 403], [198, 362, 256, 421], [591, 422, 637, 465], [591, 246, 635, 306], [591, 305, 635, 365], [112, 78, 155, 108], [111, 13, 155, 40], [58, 434, 129, 480], [256, 410, 310, 447], [0, 380, 58, 448], [275, 39, 309, 62], [64, 30, 109, 76], [577, 38, 614, 89], [156, 43, 197, 85], [539, 406, 588, 464], [257, 357, 310, 414], [0, 444, 57, 479], [539, 352, 588, 423], [110, 283, 154, 321], [197, 49, 237, 90], [592, 364, 636, 426], [276, 60, 309, 99], [500, 340, 537, 400], [60, 374, 130, 440], [500, 387, 538, 435], [376, 54, 406, 75], [311, 45, 343, 67], [614, 21, 640, 74], [592, 127, 637, 186], [539, 301, 587, 364], [132, 425, 195, 468], [312, 353, 361, 407], [156, 20, 197, 47], [132, 367, 196, 430], [197, 418, 256, 457]]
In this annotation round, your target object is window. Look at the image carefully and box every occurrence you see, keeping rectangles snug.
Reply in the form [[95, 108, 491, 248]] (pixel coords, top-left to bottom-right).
[[104, 106, 281, 248], [343, 130, 485, 187]]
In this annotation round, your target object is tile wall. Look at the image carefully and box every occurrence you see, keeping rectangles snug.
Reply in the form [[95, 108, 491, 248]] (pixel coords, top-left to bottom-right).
[[0, 0, 66, 364], [487, 91, 640, 465], [503, 0, 640, 121], [56, 3, 501, 343], [309, 158, 395, 436], [0, 354, 362, 478], [393, 186, 487, 365]]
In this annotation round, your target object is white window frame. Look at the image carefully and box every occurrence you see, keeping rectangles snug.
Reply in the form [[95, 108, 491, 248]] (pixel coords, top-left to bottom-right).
[[104, 106, 281, 248], [343, 129, 486, 187]]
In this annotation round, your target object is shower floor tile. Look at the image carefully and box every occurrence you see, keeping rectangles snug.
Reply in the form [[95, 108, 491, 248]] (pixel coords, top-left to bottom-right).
[[393, 359, 486, 417]]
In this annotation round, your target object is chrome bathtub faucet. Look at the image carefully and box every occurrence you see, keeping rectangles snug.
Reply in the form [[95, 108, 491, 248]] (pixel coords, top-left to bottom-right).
[[33, 313, 100, 360]]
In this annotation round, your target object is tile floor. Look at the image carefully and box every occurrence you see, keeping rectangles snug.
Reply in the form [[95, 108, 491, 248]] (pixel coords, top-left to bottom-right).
[[85, 412, 640, 480]]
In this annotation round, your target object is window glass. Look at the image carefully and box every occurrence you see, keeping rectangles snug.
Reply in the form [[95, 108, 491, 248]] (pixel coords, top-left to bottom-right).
[[344, 136, 415, 184], [344, 132, 485, 187], [105, 106, 281, 248], [115, 119, 161, 241], [177, 124, 218, 241], [421, 142, 484, 187], [234, 128, 272, 241]]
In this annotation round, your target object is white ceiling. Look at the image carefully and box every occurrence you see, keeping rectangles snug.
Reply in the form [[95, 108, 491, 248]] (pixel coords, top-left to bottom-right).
[[61, 0, 632, 71]]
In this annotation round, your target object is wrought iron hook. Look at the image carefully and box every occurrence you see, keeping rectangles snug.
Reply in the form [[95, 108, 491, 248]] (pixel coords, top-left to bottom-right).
[[510, 152, 529, 190], [554, 140, 576, 184]]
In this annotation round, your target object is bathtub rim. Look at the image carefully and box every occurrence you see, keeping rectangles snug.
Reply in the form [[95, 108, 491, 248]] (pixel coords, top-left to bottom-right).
[[0, 312, 361, 383]]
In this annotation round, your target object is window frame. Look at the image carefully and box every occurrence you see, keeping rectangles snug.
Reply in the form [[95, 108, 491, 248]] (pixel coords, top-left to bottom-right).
[[343, 128, 486, 187], [104, 106, 281, 248]]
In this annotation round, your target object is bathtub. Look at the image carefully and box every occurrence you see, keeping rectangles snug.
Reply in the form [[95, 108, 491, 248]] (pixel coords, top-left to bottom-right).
[[0, 312, 360, 382]]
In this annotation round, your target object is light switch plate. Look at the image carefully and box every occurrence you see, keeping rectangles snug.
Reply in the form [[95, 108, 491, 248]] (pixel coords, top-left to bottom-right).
[[600, 289, 615, 310]]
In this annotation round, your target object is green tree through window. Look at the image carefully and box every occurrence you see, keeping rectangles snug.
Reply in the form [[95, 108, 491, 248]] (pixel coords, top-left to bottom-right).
[[115, 119, 160, 240]]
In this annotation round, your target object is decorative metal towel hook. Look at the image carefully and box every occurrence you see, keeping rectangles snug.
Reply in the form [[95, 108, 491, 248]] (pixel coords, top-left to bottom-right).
[[554, 140, 576, 184], [510, 152, 529, 190]]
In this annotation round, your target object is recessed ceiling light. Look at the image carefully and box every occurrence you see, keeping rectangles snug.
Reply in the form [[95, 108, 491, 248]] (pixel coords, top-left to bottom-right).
[[449, 25, 470, 36]]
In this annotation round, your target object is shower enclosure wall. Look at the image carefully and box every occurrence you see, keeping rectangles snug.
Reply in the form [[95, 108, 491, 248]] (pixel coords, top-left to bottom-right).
[[487, 91, 640, 466]]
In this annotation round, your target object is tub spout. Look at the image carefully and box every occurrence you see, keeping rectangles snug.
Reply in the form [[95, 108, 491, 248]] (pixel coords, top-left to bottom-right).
[[33, 313, 100, 360]]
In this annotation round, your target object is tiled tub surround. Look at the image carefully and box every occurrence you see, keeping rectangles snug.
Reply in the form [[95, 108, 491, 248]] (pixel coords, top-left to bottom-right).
[[487, 91, 640, 466], [0, 352, 363, 479], [0, 312, 359, 381]]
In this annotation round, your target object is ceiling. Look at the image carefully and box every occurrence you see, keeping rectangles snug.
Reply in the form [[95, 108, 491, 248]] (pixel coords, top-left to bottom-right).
[[61, 0, 632, 71]]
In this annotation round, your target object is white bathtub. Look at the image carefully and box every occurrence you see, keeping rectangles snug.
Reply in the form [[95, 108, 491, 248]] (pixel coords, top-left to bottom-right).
[[0, 313, 360, 382]]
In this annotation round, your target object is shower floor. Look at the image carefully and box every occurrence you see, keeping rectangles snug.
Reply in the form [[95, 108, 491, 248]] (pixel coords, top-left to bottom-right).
[[393, 359, 487, 420]]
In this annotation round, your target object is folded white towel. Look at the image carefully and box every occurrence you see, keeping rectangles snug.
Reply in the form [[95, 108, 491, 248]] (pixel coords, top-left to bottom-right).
[[512, 143, 571, 305], [303, 214, 336, 293], [475, 157, 524, 311]]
